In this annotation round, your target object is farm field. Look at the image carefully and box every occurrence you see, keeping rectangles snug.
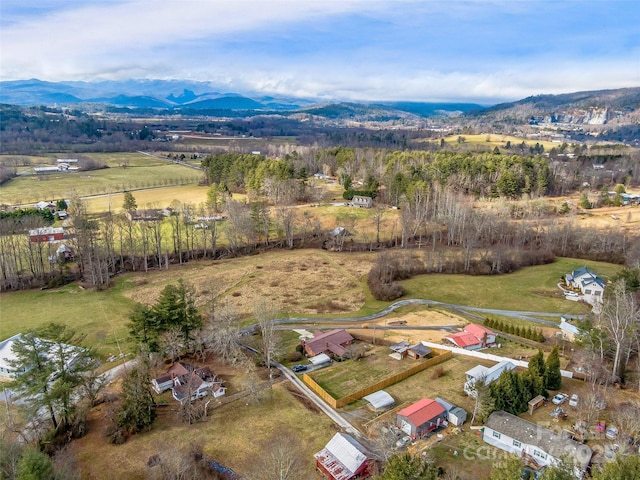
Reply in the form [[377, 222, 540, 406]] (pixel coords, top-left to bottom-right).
[[84, 184, 210, 212], [440, 133, 562, 151], [0, 153, 202, 205]]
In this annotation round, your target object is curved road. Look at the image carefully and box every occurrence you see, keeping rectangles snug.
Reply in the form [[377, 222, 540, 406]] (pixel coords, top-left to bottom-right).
[[272, 298, 584, 329]]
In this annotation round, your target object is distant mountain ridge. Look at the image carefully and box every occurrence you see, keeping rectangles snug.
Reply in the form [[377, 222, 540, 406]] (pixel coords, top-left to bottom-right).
[[0, 78, 485, 118]]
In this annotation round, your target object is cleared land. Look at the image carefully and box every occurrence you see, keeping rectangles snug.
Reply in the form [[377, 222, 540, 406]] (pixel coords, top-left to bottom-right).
[[1, 251, 620, 360]]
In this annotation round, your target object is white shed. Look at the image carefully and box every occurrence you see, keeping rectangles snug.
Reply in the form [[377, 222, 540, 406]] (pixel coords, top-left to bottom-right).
[[309, 353, 331, 366], [363, 390, 395, 411]]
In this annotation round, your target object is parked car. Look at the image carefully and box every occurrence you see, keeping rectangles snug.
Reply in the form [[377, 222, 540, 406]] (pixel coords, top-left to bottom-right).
[[396, 436, 411, 448], [292, 365, 307, 372], [569, 394, 579, 407], [552, 393, 568, 405]]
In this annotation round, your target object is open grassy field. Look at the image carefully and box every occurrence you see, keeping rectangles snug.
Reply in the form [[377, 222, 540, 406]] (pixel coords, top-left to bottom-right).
[[70, 382, 335, 479], [441, 133, 561, 151], [0, 280, 136, 358], [84, 184, 210, 212], [402, 257, 621, 315], [0, 153, 202, 205], [1, 251, 622, 358]]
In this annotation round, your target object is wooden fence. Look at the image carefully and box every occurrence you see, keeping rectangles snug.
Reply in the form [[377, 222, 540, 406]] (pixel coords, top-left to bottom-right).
[[302, 348, 453, 409]]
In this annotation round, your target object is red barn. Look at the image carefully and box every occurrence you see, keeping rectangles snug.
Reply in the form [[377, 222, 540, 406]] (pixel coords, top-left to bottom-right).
[[314, 433, 370, 480], [29, 227, 64, 243]]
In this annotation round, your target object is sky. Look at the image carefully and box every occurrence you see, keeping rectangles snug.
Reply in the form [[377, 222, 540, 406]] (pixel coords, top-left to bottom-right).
[[1, 0, 639, 103]]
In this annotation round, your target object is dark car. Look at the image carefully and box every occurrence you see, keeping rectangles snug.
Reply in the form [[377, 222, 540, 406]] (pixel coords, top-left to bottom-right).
[[292, 365, 307, 372]]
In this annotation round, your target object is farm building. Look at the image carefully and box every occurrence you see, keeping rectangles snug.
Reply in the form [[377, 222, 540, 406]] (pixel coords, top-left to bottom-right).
[[314, 432, 370, 480], [396, 398, 447, 439], [559, 317, 580, 341], [56, 244, 74, 261], [464, 360, 516, 397], [483, 410, 592, 476], [444, 323, 496, 350], [28, 227, 64, 243], [125, 209, 163, 222], [389, 340, 411, 359], [363, 390, 395, 411], [351, 195, 373, 208], [302, 329, 354, 358]]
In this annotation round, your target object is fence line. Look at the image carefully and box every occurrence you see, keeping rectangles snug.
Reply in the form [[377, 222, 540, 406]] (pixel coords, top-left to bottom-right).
[[302, 348, 453, 409]]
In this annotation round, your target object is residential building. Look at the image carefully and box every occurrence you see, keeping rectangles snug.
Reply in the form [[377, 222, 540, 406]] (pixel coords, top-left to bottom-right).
[[396, 398, 447, 439], [151, 362, 225, 402], [302, 329, 354, 358], [444, 323, 496, 350], [314, 432, 370, 480], [351, 195, 373, 208], [464, 360, 516, 397], [565, 266, 606, 303], [483, 410, 592, 477]]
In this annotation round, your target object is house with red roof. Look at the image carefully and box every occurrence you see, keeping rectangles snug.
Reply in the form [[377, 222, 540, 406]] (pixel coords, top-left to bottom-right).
[[396, 398, 447, 439], [444, 323, 496, 350], [302, 329, 354, 358]]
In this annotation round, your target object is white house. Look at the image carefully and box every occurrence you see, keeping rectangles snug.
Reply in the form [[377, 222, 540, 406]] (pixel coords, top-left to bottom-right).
[[565, 266, 606, 303], [464, 360, 516, 397], [483, 410, 592, 477]]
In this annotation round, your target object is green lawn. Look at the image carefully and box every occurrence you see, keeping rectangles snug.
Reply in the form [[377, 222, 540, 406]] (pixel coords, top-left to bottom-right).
[[0, 278, 138, 358], [307, 345, 435, 399], [0, 154, 201, 205], [401, 257, 621, 314]]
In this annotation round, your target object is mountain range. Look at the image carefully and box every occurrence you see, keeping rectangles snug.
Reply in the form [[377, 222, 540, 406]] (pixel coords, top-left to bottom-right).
[[0, 78, 484, 117], [1, 79, 638, 128]]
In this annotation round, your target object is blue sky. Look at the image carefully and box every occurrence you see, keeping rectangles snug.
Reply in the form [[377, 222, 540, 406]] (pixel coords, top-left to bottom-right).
[[1, 0, 638, 103]]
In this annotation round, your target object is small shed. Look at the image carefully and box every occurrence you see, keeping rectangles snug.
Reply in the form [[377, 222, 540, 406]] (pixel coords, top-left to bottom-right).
[[407, 343, 431, 359], [528, 395, 546, 415], [389, 341, 411, 360], [363, 390, 395, 411], [448, 407, 467, 426]]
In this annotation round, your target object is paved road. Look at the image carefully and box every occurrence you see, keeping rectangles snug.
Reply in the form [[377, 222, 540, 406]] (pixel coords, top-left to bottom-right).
[[274, 298, 582, 328]]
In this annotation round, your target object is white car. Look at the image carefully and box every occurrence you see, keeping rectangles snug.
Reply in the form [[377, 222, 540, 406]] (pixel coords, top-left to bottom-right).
[[569, 394, 579, 407], [552, 393, 568, 405]]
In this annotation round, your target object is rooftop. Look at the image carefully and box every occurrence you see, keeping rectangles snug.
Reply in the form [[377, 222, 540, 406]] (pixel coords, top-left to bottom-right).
[[485, 411, 592, 469]]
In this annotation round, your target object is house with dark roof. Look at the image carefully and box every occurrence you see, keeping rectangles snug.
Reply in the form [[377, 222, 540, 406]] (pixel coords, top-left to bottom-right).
[[302, 329, 354, 358], [314, 432, 371, 480], [483, 410, 592, 477], [444, 324, 496, 350], [565, 266, 606, 303], [151, 362, 225, 402], [407, 343, 431, 359], [396, 398, 447, 439]]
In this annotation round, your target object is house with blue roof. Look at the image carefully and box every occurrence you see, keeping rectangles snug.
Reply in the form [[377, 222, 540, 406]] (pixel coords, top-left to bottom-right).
[[565, 266, 606, 304]]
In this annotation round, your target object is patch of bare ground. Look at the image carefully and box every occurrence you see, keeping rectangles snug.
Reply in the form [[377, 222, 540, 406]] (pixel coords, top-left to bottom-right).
[[363, 310, 468, 345]]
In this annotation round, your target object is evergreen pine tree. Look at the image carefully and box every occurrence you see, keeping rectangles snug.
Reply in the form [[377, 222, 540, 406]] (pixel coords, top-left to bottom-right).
[[544, 346, 562, 390]]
